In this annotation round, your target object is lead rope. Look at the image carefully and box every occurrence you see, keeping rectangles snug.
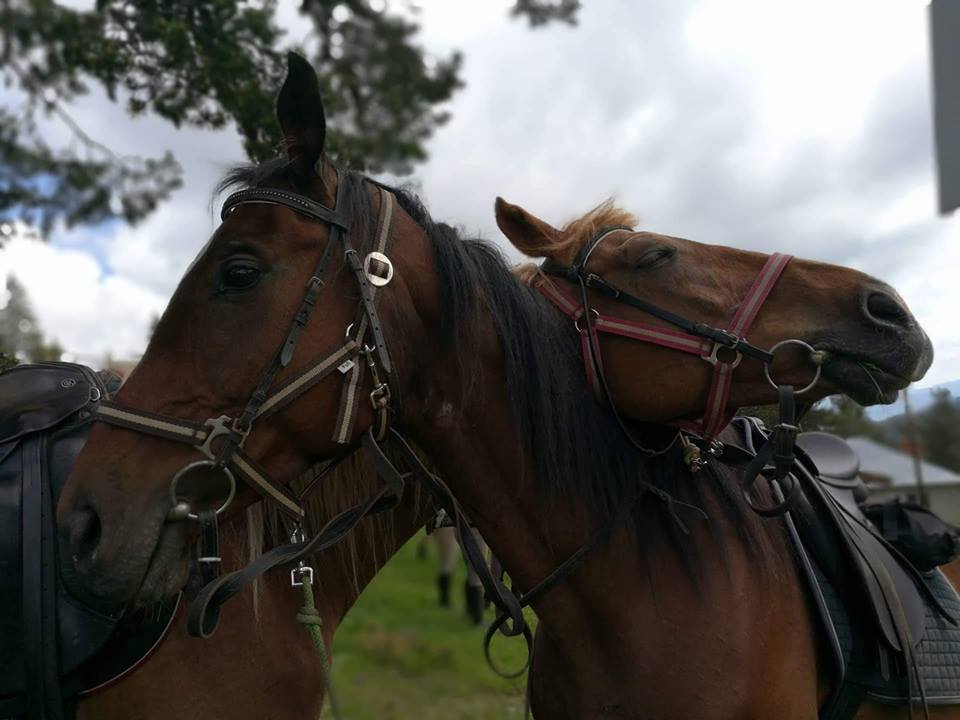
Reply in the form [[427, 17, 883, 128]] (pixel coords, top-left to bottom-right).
[[290, 526, 342, 720], [296, 580, 342, 720]]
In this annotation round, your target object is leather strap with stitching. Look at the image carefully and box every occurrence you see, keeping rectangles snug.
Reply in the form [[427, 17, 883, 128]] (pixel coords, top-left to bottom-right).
[[539, 236, 791, 441]]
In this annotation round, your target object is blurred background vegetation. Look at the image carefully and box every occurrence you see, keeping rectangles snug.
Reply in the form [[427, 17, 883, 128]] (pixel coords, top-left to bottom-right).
[[332, 536, 533, 719]]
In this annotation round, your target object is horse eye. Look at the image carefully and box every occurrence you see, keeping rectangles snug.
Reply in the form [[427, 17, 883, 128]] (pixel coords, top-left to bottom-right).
[[635, 247, 676, 270], [220, 260, 263, 292]]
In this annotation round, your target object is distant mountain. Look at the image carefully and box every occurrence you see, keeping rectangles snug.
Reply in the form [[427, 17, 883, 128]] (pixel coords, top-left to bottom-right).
[[865, 379, 960, 421]]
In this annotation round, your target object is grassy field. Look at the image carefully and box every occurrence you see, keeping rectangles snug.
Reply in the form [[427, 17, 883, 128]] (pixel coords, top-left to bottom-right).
[[330, 534, 533, 719]]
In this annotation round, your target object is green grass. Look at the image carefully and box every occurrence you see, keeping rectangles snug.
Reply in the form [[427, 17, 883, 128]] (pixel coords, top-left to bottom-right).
[[329, 534, 533, 719]]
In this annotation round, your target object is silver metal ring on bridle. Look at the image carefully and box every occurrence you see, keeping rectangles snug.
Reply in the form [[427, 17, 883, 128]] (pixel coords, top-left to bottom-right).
[[763, 339, 822, 395], [574, 309, 601, 334], [169, 460, 236, 521]]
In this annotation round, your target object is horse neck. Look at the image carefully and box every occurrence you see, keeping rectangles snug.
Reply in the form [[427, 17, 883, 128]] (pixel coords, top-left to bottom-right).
[[400, 323, 601, 609], [400, 314, 825, 709]]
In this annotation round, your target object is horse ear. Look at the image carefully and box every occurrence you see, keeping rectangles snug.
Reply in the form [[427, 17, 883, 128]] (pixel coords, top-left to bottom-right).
[[276, 52, 327, 177], [494, 197, 562, 259]]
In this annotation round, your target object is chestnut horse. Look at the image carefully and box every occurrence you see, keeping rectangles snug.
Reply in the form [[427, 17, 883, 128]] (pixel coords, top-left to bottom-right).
[[60, 55, 945, 718]]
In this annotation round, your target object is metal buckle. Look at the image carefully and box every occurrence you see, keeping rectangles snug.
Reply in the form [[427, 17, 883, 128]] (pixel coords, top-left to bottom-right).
[[198, 415, 247, 461], [291, 565, 314, 587], [370, 383, 391, 410], [289, 527, 314, 586], [364, 251, 394, 287], [702, 341, 743, 368], [773, 422, 799, 437]]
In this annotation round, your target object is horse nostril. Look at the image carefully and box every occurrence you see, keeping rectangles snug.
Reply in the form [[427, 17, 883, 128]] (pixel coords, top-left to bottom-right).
[[864, 289, 912, 329], [64, 505, 103, 571]]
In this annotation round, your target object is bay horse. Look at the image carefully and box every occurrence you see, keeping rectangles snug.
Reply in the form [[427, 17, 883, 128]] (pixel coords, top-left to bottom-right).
[[60, 54, 944, 718], [74, 459, 427, 720]]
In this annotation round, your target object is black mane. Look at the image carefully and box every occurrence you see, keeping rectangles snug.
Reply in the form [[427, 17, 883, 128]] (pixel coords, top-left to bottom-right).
[[217, 159, 776, 565]]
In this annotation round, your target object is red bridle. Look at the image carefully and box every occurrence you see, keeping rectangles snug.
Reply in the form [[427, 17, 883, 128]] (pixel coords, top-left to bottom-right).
[[536, 227, 792, 442]]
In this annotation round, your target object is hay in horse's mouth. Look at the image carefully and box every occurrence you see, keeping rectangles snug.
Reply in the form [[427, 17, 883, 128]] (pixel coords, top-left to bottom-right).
[[817, 349, 911, 406]]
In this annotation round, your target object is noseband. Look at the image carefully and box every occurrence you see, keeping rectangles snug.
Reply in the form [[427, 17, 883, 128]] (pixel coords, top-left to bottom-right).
[[538, 228, 822, 440]]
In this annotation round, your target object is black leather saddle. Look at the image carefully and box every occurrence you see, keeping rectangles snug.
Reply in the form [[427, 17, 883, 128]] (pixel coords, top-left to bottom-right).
[[723, 420, 960, 719], [0, 362, 177, 720]]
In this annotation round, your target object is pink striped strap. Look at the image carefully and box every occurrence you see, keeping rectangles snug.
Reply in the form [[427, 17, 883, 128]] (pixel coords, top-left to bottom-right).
[[696, 253, 792, 439], [534, 252, 792, 441]]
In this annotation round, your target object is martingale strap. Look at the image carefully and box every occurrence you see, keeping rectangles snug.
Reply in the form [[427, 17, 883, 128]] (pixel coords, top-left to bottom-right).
[[539, 229, 791, 441]]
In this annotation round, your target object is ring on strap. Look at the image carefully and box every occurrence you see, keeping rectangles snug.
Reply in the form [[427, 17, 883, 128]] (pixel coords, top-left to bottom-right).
[[169, 460, 236, 521], [573, 308, 600, 335], [763, 339, 822, 395], [483, 614, 534, 679]]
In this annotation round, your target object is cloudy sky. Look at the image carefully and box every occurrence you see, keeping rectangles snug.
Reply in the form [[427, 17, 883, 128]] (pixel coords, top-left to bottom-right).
[[1, 0, 957, 387]]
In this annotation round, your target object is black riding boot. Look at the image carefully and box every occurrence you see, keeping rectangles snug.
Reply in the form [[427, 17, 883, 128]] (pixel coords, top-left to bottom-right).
[[465, 581, 484, 625], [437, 572, 451, 607]]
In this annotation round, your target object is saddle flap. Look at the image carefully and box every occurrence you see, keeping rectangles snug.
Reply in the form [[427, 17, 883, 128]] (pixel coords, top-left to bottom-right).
[[840, 508, 929, 651], [791, 461, 929, 652], [0, 363, 100, 445]]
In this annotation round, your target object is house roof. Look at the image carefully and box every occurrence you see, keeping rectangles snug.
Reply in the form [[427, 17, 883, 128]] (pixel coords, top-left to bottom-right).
[[846, 436, 960, 487]]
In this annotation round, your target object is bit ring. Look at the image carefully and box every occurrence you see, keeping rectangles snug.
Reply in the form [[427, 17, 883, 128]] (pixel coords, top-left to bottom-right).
[[763, 339, 822, 395], [169, 460, 236, 521], [574, 309, 601, 334]]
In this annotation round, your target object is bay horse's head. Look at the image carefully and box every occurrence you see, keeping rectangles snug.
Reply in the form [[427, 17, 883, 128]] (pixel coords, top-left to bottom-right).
[[56, 54, 434, 611], [497, 198, 933, 426]]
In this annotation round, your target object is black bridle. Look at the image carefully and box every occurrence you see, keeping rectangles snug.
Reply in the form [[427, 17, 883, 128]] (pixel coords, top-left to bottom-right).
[[90, 175, 535, 659]]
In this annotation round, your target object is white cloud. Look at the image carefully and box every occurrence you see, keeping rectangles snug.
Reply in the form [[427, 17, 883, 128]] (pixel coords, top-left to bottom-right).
[[0, 234, 167, 365], [2, 0, 958, 389]]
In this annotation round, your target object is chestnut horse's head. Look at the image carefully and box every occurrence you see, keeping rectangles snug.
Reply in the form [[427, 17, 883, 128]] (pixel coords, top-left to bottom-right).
[[497, 198, 933, 424]]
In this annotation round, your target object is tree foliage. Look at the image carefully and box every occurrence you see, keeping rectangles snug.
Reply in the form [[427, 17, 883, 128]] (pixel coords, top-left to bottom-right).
[[919, 389, 960, 473], [0, 0, 578, 236], [747, 389, 960, 476], [0, 275, 62, 369], [802, 395, 888, 441]]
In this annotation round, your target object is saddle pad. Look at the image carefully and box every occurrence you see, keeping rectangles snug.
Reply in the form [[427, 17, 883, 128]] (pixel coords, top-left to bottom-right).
[[818, 563, 960, 704]]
